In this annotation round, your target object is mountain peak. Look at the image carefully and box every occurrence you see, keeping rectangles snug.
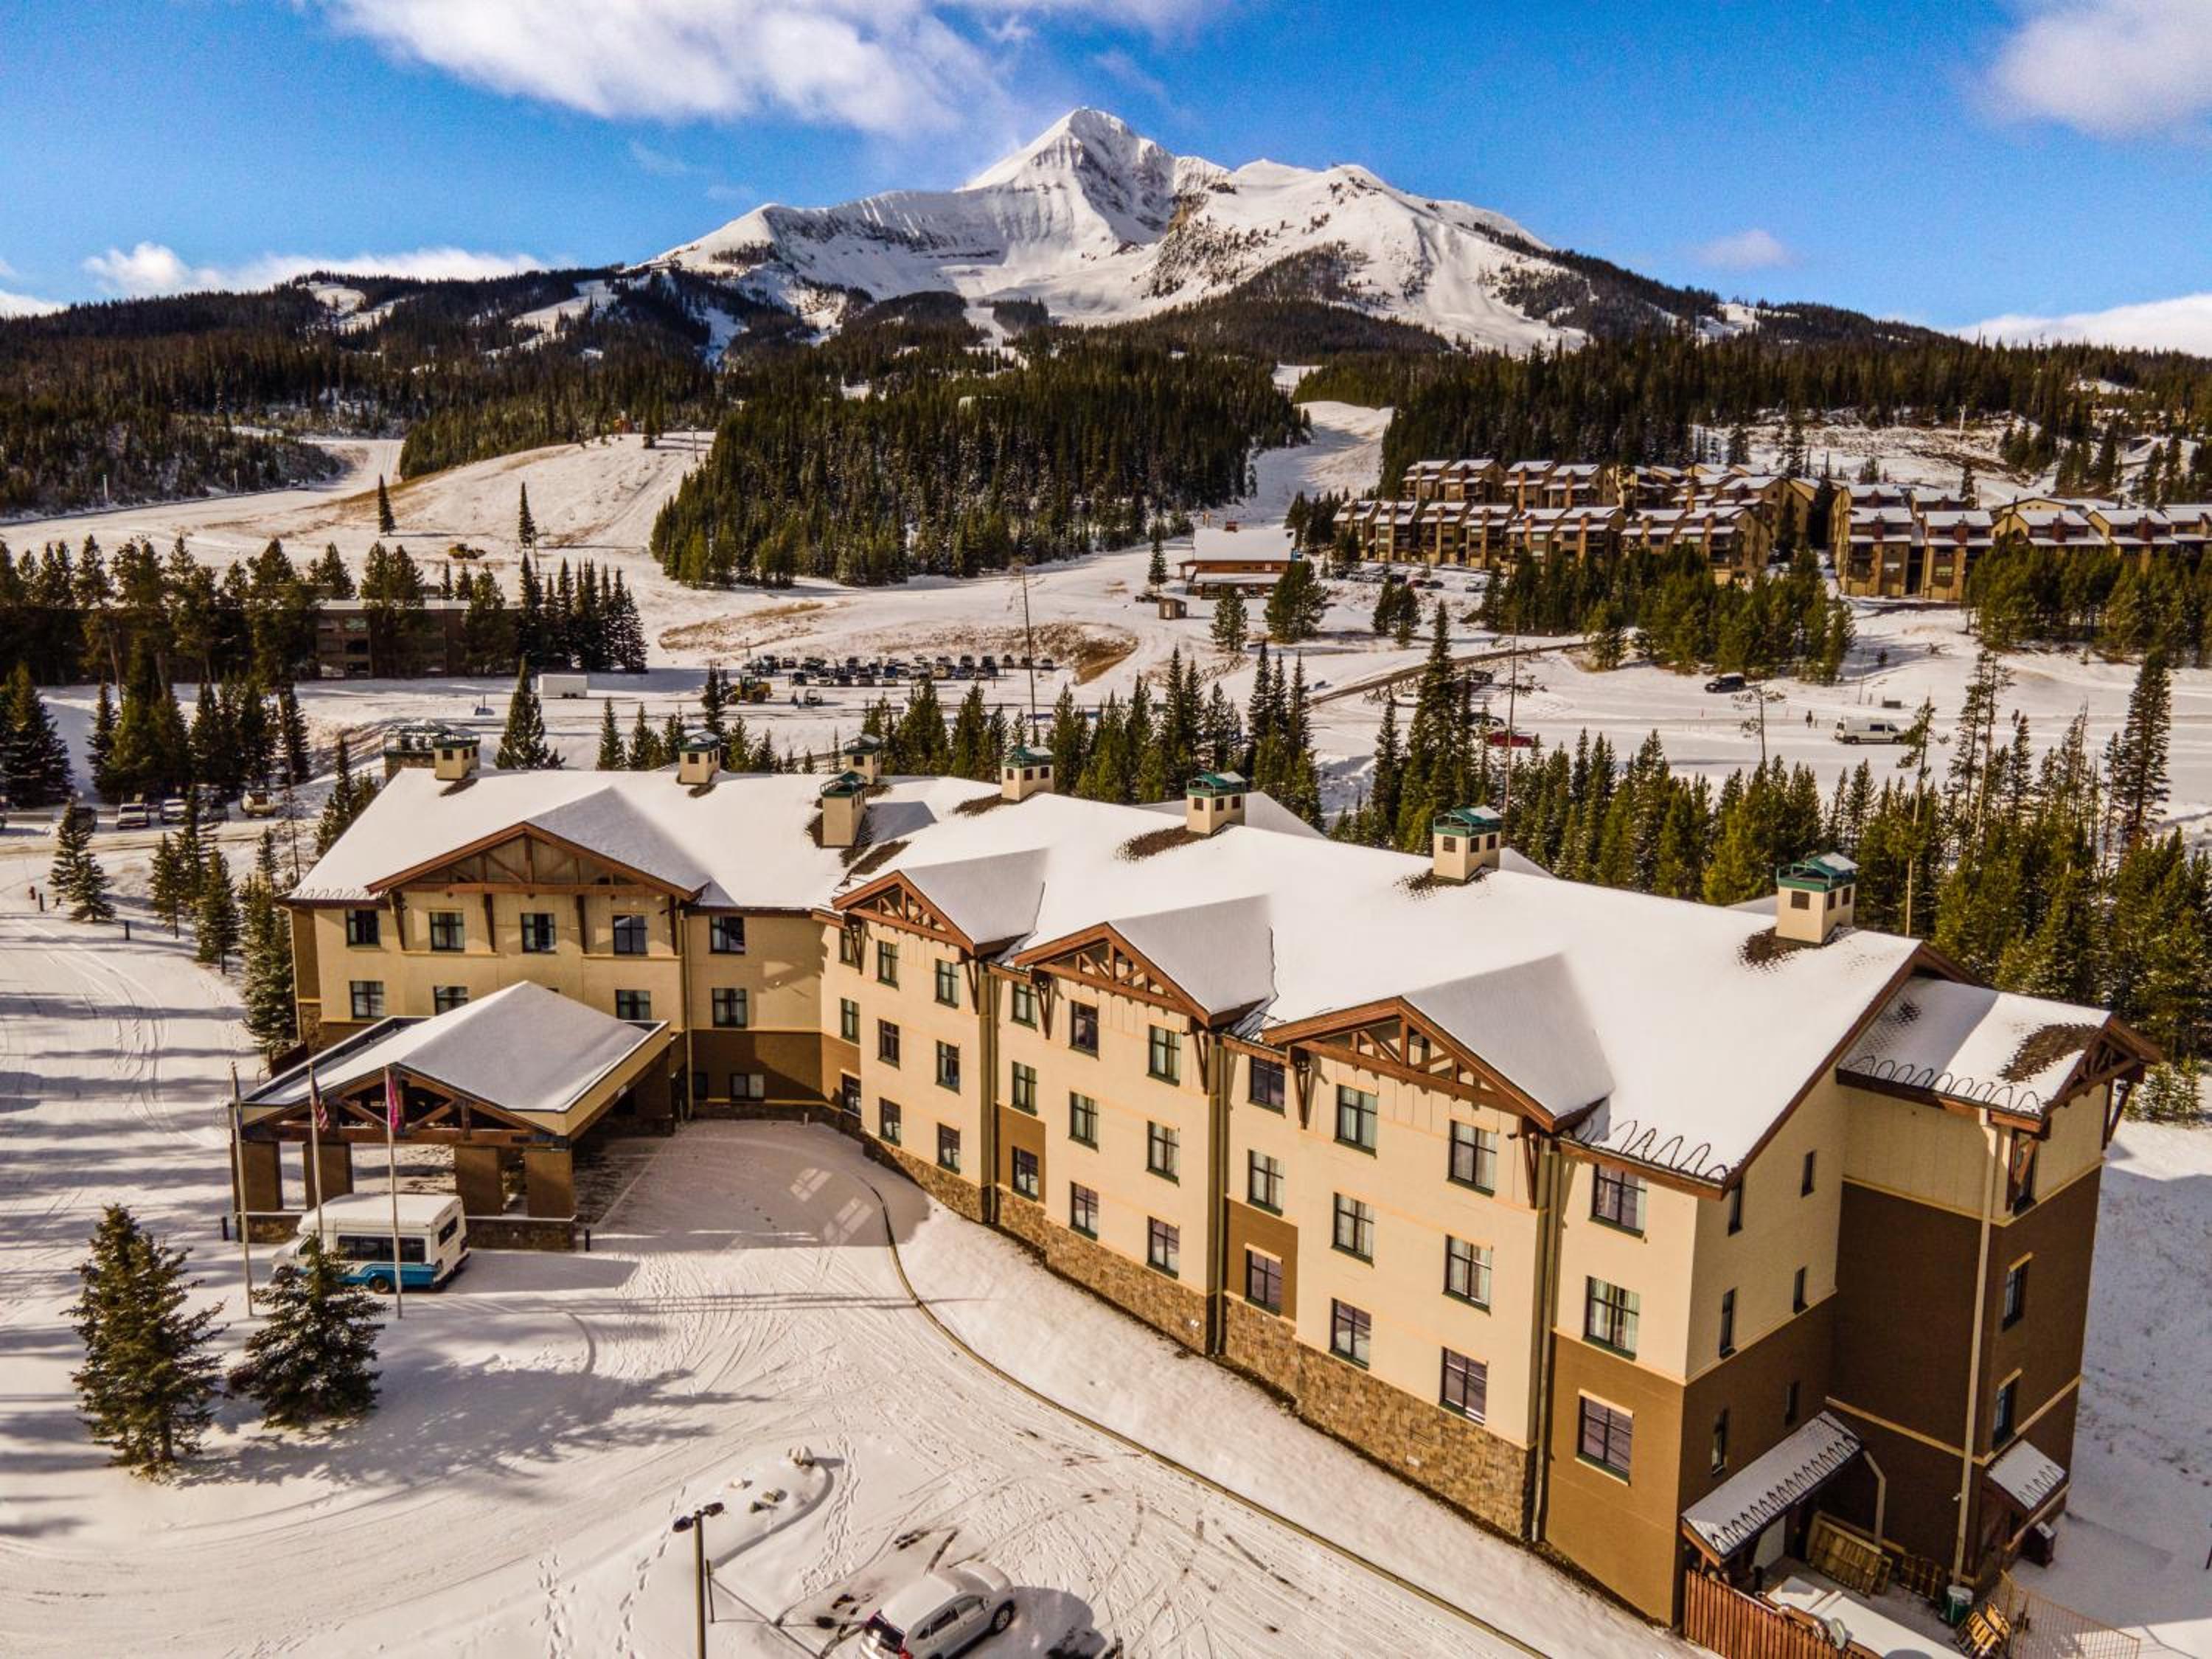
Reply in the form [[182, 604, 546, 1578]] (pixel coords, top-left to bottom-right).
[[962, 107, 1172, 192]]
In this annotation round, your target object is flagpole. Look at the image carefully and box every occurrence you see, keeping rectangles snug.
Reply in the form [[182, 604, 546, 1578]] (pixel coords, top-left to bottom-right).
[[307, 1060, 324, 1221], [384, 1065, 405, 1321], [227, 1063, 255, 1317]]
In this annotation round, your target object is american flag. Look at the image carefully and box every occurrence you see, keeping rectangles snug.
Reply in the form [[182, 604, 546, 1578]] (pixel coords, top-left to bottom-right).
[[308, 1064, 330, 1133]]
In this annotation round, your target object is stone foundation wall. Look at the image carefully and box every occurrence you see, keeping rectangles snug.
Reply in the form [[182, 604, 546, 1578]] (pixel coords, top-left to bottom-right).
[[873, 1139, 988, 1222], [996, 1193, 1208, 1352], [469, 1216, 577, 1252], [1222, 1298, 1528, 1534]]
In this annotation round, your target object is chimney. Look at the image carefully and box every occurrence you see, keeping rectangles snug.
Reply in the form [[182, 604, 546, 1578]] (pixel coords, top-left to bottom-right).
[[1001, 744, 1054, 803], [676, 730, 723, 787], [1431, 805, 1503, 883], [1185, 771, 1247, 838], [1775, 854, 1857, 945], [818, 771, 869, 849], [841, 734, 883, 785], [432, 728, 481, 784]]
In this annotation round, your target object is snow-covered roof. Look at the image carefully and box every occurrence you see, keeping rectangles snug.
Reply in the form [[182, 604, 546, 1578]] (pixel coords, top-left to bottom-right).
[[1986, 1439, 2067, 1514], [846, 790, 1927, 1180], [1682, 1412, 1863, 1559], [291, 766, 995, 910], [246, 983, 663, 1120], [1190, 524, 1295, 562], [1840, 979, 2110, 1119]]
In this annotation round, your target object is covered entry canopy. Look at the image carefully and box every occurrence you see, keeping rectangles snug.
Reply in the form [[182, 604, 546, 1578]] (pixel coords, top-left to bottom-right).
[[242, 982, 672, 1145], [1682, 1412, 1865, 1564]]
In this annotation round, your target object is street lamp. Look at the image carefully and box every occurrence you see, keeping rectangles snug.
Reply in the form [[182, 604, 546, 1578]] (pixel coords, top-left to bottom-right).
[[671, 1500, 725, 1658]]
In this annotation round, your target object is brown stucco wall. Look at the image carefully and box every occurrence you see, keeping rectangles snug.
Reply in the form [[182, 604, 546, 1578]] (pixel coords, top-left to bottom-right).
[[997, 1105, 1046, 1191], [1832, 1181, 1978, 1444], [1223, 1197, 1299, 1320], [691, 1028, 826, 1104], [1678, 1297, 1837, 1523], [1545, 1333, 1687, 1624]]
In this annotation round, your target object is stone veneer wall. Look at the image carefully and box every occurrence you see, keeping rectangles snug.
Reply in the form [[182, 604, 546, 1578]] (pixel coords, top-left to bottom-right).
[[1222, 1298, 1530, 1534], [997, 1192, 1209, 1352], [874, 1138, 988, 1223]]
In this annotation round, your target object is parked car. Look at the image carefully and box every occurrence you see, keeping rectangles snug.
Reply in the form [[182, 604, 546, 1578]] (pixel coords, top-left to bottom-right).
[[1834, 713, 1908, 745], [193, 787, 229, 822], [862, 1565, 1015, 1659], [1704, 673, 1747, 695], [116, 801, 151, 831], [240, 787, 279, 818], [160, 796, 189, 825], [1485, 728, 1536, 748]]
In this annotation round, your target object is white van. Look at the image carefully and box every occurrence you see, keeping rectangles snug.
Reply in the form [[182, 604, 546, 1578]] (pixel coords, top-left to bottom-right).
[[1834, 713, 1908, 745], [284, 1192, 468, 1293]]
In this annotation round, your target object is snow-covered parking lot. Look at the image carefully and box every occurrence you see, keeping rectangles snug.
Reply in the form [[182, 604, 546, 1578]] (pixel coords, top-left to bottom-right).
[[0, 866, 1687, 1658]]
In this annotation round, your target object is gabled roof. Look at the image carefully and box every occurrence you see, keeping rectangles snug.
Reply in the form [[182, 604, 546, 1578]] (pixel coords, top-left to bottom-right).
[[1986, 1439, 2067, 1515], [1683, 1413, 1863, 1561], [1840, 979, 2143, 1118]]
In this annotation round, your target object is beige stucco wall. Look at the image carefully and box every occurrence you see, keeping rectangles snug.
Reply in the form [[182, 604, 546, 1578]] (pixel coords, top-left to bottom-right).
[[683, 912, 823, 1035], [825, 917, 986, 1194], [1553, 1158, 1699, 1382]]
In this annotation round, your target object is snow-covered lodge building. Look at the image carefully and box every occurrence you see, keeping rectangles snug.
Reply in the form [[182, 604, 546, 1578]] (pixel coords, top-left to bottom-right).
[[265, 736, 2153, 1627]]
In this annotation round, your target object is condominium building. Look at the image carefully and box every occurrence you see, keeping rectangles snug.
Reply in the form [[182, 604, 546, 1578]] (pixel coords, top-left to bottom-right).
[[271, 740, 2152, 1628]]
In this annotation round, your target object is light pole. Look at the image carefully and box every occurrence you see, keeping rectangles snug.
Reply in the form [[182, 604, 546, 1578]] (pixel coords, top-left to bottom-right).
[[671, 1500, 724, 1658]]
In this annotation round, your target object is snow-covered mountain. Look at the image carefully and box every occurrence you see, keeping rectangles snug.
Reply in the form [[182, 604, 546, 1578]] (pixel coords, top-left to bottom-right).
[[647, 109, 1694, 350]]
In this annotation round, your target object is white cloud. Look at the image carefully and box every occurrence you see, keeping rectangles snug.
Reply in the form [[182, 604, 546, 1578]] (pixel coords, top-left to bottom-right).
[[307, 0, 1223, 133], [1988, 0, 2212, 138], [84, 240, 547, 298], [1694, 228, 1794, 271], [0, 288, 63, 318], [1090, 47, 1167, 102], [1965, 292, 2212, 355], [628, 139, 693, 176]]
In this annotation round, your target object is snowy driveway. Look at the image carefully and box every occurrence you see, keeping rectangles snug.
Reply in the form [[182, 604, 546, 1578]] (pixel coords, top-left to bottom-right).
[[0, 874, 1680, 1657]]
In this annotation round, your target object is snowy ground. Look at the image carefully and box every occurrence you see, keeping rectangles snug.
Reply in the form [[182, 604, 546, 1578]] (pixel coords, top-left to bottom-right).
[[0, 855, 1687, 1658]]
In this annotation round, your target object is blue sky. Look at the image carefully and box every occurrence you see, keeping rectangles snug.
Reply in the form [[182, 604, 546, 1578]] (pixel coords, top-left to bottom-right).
[[4, 0, 2211, 347]]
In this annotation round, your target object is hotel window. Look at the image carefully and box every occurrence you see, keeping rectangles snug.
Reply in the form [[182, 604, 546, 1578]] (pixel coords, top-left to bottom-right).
[[1784, 1380, 1801, 1425], [711, 987, 749, 1029], [1727, 1183, 1744, 1235], [519, 911, 556, 953], [1584, 1278, 1639, 1356], [1333, 1194, 1375, 1261], [1578, 1397, 1634, 1478], [1147, 1026, 1181, 1085], [2003, 1260, 2029, 1329], [875, 939, 898, 986], [936, 1124, 961, 1173], [1448, 1121, 1498, 1192], [1147, 1122, 1180, 1180], [1441, 1349, 1488, 1424], [1445, 1237, 1492, 1308], [1147, 1218, 1180, 1277], [349, 981, 385, 1020], [1248, 1057, 1286, 1110], [935, 960, 960, 1007], [1792, 1266, 1808, 1313], [877, 1020, 901, 1065], [1010, 1062, 1038, 1113], [838, 1074, 860, 1114], [2011, 1145, 2039, 1213], [344, 908, 380, 947], [709, 916, 747, 954], [615, 990, 652, 1021], [838, 998, 860, 1043], [1801, 1150, 1818, 1196], [1591, 1166, 1646, 1234], [1992, 1377, 2019, 1446], [1711, 1408, 1731, 1475], [1335, 1086, 1378, 1153], [878, 1099, 902, 1145], [1245, 1249, 1282, 1314], [611, 913, 647, 956], [935, 1041, 961, 1092], [838, 928, 861, 969], [1069, 1001, 1099, 1057], [1068, 1091, 1098, 1147], [1010, 982, 1037, 1027], [1011, 1147, 1040, 1201], [428, 910, 465, 953], [1069, 1182, 1099, 1237], [1248, 1150, 1284, 1213], [730, 1074, 766, 1102], [431, 985, 469, 1014], [1329, 1299, 1371, 1367], [1719, 1289, 1737, 1357]]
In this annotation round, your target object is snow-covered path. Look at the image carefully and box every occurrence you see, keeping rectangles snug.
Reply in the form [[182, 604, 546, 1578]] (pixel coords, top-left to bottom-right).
[[0, 857, 1678, 1657]]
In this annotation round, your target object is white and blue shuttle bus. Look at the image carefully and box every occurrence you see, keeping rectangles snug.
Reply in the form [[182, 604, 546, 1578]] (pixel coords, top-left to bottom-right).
[[282, 1192, 469, 1293]]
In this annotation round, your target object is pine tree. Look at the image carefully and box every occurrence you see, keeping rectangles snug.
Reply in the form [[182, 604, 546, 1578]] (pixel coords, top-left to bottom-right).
[[195, 847, 239, 967], [3, 661, 73, 806], [228, 1236, 382, 1428], [1211, 586, 1248, 653], [375, 476, 395, 536], [594, 698, 625, 769], [71, 1206, 224, 1475], [308, 543, 355, 599], [50, 801, 114, 922], [239, 874, 296, 1058], [1265, 559, 1327, 644], [494, 664, 560, 771], [2110, 648, 2172, 848], [1147, 524, 1168, 591], [88, 680, 117, 801], [516, 483, 538, 553], [314, 734, 375, 855]]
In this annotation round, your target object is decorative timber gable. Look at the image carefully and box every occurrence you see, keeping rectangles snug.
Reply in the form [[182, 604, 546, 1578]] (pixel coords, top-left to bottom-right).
[[1012, 925, 1208, 1023], [372, 825, 693, 899], [835, 873, 976, 953], [1268, 997, 1580, 1131]]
